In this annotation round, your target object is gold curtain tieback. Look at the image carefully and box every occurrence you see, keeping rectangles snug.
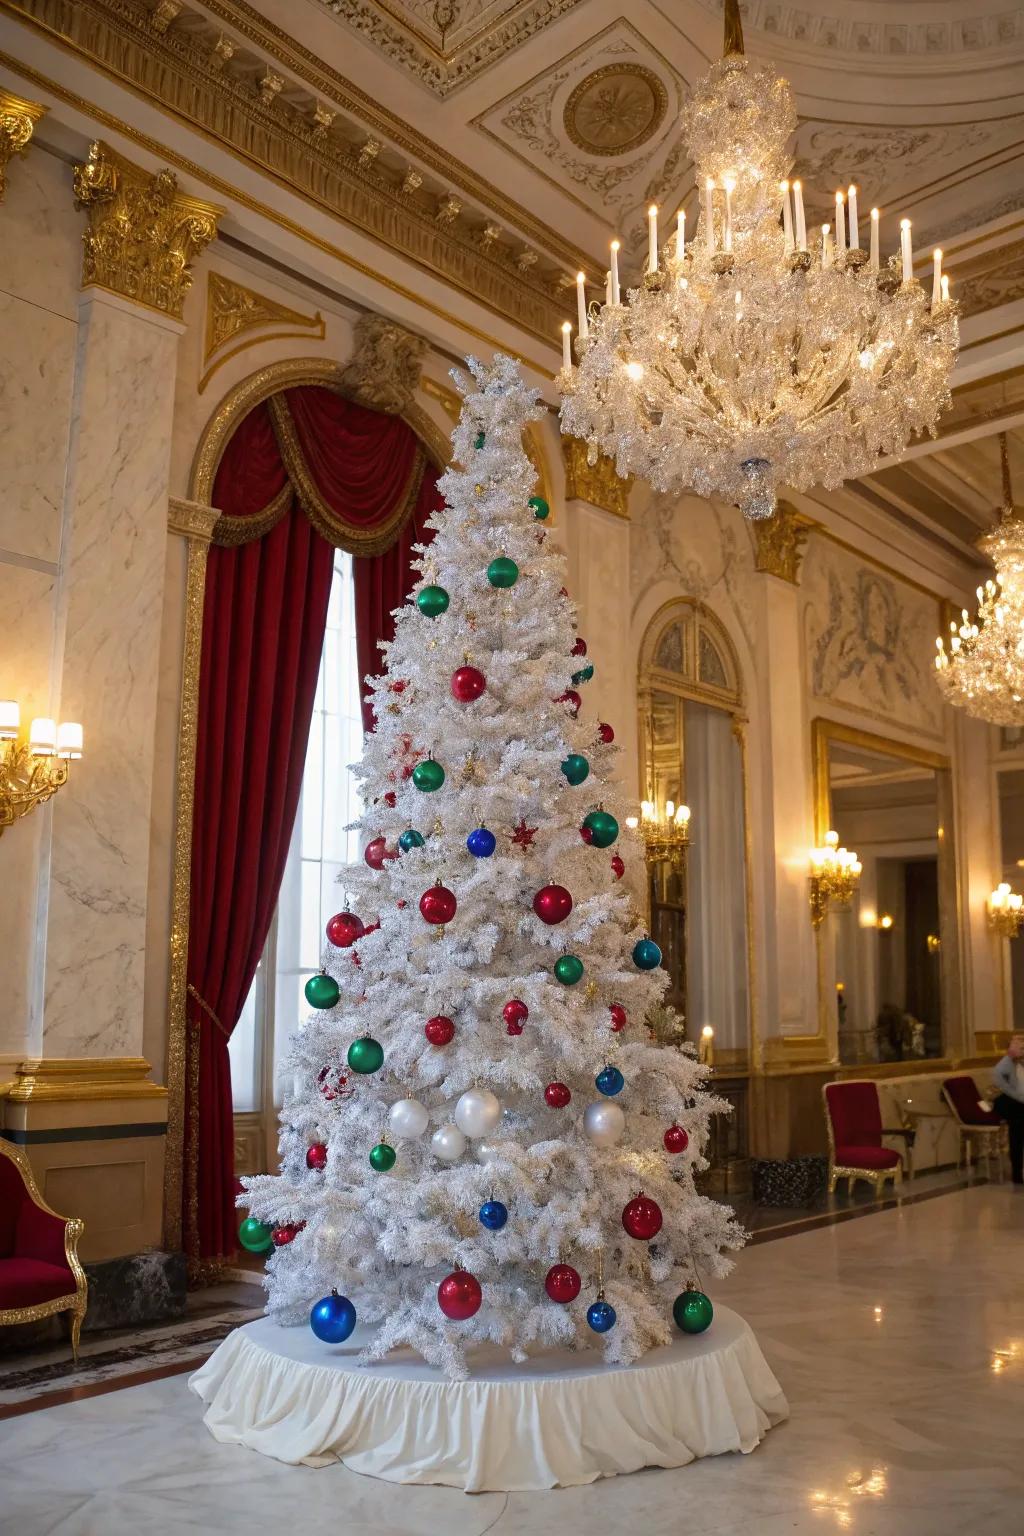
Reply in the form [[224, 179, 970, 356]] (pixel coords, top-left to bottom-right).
[[187, 983, 231, 1039]]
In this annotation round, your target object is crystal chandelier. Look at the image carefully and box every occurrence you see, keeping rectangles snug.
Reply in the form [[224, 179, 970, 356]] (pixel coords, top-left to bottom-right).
[[558, 0, 959, 521], [935, 435, 1024, 726]]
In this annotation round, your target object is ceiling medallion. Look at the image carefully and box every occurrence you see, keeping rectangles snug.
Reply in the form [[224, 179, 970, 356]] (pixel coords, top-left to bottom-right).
[[559, 0, 958, 522], [563, 64, 668, 157]]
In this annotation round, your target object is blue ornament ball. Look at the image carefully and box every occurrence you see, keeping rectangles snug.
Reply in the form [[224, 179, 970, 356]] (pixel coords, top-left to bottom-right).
[[632, 936, 663, 971], [587, 1298, 617, 1333], [466, 825, 497, 858], [310, 1290, 357, 1344], [595, 1064, 625, 1097], [479, 1198, 508, 1231]]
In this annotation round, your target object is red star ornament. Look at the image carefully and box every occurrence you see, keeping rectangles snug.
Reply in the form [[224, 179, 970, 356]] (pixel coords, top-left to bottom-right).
[[509, 818, 538, 851]]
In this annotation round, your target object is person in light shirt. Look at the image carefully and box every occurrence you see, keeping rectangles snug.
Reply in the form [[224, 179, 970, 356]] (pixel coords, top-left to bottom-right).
[[993, 1035, 1024, 1185]]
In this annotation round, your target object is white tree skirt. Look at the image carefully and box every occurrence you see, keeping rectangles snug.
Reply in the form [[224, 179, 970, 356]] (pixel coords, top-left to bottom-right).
[[189, 1309, 788, 1492]]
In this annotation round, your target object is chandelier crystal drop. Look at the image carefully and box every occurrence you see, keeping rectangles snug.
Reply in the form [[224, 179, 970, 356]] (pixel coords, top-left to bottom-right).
[[558, 0, 959, 521], [935, 435, 1024, 726]]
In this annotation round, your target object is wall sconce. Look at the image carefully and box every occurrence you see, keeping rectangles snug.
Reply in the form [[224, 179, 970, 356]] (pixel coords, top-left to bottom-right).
[[808, 830, 862, 928], [878, 914, 894, 931], [699, 1024, 714, 1067], [625, 798, 691, 870], [0, 701, 83, 836], [989, 883, 1024, 939]]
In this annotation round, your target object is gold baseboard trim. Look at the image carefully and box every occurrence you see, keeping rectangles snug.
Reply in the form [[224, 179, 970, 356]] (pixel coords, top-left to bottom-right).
[[2, 1057, 168, 1102]]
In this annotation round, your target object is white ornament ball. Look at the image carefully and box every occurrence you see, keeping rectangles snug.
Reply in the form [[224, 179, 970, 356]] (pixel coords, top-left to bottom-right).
[[455, 1087, 502, 1139], [584, 1099, 626, 1146], [476, 1138, 502, 1164], [388, 1097, 429, 1140], [431, 1122, 467, 1162]]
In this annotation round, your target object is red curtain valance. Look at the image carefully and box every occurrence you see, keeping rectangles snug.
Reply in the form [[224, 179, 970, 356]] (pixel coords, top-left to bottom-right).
[[212, 385, 432, 557]]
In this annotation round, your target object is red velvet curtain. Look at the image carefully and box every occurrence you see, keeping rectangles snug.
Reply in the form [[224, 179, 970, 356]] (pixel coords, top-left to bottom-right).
[[182, 387, 440, 1266]]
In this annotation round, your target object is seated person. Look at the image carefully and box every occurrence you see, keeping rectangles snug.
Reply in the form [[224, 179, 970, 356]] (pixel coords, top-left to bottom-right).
[[992, 1035, 1024, 1185]]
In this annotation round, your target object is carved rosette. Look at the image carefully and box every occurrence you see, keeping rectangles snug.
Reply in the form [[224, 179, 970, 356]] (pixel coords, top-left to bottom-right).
[[752, 500, 812, 583], [72, 141, 222, 320], [339, 313, 427, 415], [561, 435, 632, 518], [0, 88, 46, 202]]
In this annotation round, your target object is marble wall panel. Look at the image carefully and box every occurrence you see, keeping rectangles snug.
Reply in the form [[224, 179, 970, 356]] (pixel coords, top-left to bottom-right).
[[0, 148, 80, 323], [0, 291, 77, 563]]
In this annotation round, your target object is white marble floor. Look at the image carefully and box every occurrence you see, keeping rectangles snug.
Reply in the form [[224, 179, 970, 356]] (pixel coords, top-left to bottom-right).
[[3, 1185, 1022, 1535]]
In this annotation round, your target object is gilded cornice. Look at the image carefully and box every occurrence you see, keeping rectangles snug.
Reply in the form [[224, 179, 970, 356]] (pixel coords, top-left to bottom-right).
[[73, 140, 221, 319], [3, 1056, 168, 1103], [561, 434, 632, 518], [0, 84, 45, 200], [751, 500, 814, 584], [1, 0, 580, 345]]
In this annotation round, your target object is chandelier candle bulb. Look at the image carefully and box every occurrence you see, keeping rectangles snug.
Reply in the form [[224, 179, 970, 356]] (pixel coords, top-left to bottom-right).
[[723, 179, 735, 252], [821, 223, 832, 267], [704, 179, 716, 252], [780, 180, 793, 253], [931, 250, 943, 311], [941, 273, 950, 304], [792, 178, 807, 250], [648, 205, 659, 273], [676, 207, 686, 262], [834, 191, 845, 255], [605, 269, 612, 306], [610, 240, 621, 305], [847, 185, 859, 249], [869, 207, 880, 272], [561, 322, 572, 373], [576, 272, 588, 340], [900, 219, 913, 283]]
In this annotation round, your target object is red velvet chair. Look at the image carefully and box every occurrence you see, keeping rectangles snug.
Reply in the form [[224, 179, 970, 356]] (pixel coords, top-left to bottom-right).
[[0, 1138, 87, 1358], [941, 1075, 1007, 1179], [823, 1080, 906, 1197]]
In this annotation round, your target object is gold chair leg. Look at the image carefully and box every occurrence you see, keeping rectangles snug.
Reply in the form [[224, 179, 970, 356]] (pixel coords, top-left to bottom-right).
[[70, 1307, 84, 1364]]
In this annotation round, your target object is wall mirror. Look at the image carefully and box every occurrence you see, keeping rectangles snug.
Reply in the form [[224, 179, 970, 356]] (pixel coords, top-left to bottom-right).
[[813, 720, 959, 1066], [996, 767, 1024, 1032]]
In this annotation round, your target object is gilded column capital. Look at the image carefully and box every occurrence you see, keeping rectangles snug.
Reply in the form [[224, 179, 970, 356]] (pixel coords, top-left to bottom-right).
[[168, 497, 220, 543], [752, 500, 814, 584], [561, 435, 632, 519], [72, 141, 223, 320], [0, 88, 46, 202]]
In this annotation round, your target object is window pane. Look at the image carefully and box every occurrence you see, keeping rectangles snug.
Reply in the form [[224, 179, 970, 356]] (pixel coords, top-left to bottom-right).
[[229, 966, 259, 1113]]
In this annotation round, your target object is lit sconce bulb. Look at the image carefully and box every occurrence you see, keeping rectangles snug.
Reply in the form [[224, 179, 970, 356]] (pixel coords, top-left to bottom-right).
[[625, 361, 644, 382], [665, 799, 675, 821], [824, 829, 839, 849], [701, 1025, 714, 1040], [878, 914, 894, 930], [0, 699, 19, 740], [625, 815, 639, 830], [57, 722, 83, 760], [641, 799, 655, 822], [29, 717, 57, 756], [676, 803, 691, 826]]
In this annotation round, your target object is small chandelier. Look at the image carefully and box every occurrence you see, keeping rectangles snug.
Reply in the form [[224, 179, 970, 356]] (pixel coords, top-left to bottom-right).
[[988, 883, 1024, 939], [935, 435, 1024, 726], [0, 700, 83, 835], [809, 830, 862, 928], [559, 0, 958, 522], [626, 798, 691, 870]]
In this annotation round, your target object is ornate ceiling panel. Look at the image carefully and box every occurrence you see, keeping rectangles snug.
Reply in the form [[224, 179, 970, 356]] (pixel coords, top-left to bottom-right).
[[694, 0, 1022, 57]]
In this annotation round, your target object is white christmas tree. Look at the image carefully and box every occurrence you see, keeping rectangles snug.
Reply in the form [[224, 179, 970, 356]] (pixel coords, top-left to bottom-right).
[[240, 355, 742, 1380]]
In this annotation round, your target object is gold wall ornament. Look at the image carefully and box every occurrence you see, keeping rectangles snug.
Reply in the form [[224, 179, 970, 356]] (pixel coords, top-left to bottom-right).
[[752, 500, 813, 584], [200, 271, 325, 392], [150, 0, 181, 31], [562, 63, 668, 157], [72, 141, 222, 319], [561, 434, 632, 518], [339, 313, 428, 415], [0, 86, 46, 201], [0, 704, 82, 835]]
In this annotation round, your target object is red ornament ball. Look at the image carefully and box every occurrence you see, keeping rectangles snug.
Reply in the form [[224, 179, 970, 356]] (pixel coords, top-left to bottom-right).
[[364, 836, 394, 869], [572, 637, 587, 657], [545, 1263, 581, 1303], [306, 1142, 328, 1171], [503, 999, 529, 1033], [533, 883, 573, 925], [598, 722, 615, 744], [544, 1081, 571, 1108], [451, 665, 486, 702], [610, 854, 625, 881], [420, 884, 457, 925], [580, 824, 594, 845], [272, 1223, 298, 1247], [425, 1014, 456, 1047], [664, 1125, 690, 1154], [438, 1269, 482, 1320], [326, 910, 364, 948], [556, 689, 583, 716], [622, 1194, 663, 1241], [609, 1003, 628, 1032]]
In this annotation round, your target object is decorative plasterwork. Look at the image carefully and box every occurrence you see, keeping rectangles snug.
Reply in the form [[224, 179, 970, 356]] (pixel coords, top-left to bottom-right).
[[947, 239, 1024, 319], [751, 500, 813, 583], [561, 434, 631, 518], [0, 85, 45, 201], [201, 271, 324, 392], [339, 313, 428, 415], [318, 0, 583, 97], [72, 140, 221, 318], [695, 0, 1023, 57], [563, 63, 668, 157], [2, 0, 580, 345]]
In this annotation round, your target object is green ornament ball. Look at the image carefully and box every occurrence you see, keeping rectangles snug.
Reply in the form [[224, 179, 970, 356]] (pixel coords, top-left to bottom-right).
[[412, 757, 445, 792], [673, 1288, 714, 1334], [474, 431, 486, 450], [487, 556, 519, 589], [399, 828, 425, 852], [416, 584, 449, 618], [572, 664, 595, 685], [347, 1036, 384, 1075], [554, 954, 585, 986], [583, 809, 619, 849], [529, 495, 550, 521], [238, 1217, 273, 1254], [369, 1141, 397, 1173], [305, 972, 340, 1010], [561, 753, 590, 786]]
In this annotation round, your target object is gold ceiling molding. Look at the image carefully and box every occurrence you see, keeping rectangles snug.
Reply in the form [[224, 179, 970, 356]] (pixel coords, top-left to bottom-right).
[[73, 140, 221, 319], [752, 501, 815, 584], [563, 63, 668, 158], [561, 435, 631, 519], [0, 84, 45, 200], [1, 0, 573, 345], [200, 271, 325, 393]]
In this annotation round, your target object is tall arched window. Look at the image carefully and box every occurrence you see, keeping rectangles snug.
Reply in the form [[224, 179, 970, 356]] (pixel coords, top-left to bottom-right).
[[638, 602, 750, 1067]]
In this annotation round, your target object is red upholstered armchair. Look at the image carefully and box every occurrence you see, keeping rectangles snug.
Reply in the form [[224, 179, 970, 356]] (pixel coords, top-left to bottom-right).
[[0, 1138, 87, 1358], [941, 1075, 1007, 1179], [823, 1080, 907, 1197]]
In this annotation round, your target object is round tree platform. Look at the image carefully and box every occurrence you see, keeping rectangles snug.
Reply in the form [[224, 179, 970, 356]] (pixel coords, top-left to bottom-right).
[[189, 1308, 788, 1491]]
